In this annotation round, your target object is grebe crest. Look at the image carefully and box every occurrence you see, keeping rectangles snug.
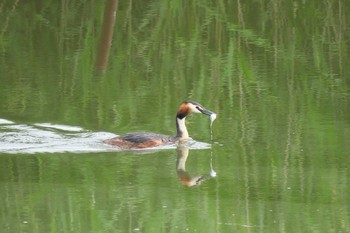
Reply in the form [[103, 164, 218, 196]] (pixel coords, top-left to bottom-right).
[[104, 100, 216, 149]]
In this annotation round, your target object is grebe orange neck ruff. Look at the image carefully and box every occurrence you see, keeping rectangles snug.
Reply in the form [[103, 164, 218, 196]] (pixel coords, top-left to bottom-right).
[[104, 100, 216, 149]]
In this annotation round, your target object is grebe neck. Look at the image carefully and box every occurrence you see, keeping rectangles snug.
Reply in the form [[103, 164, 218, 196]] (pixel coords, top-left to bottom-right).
[[176, 117, 189, 140]]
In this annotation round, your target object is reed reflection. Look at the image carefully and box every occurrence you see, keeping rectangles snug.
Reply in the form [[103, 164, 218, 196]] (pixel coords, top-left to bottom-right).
[[176, 146, 216, 187]]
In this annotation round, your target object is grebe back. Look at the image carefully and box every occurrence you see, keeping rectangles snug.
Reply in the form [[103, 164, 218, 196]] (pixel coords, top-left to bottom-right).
[[103, 100, 216, 149]]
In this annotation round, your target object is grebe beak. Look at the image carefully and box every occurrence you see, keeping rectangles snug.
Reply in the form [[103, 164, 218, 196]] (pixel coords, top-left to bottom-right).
[[198, 107, 214, 116]]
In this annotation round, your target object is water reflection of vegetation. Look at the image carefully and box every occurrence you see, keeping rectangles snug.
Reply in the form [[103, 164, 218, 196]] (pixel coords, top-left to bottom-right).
[[0, 0, 348, 125], [0, 0, 349, 232], [0, 149, 218, 232]]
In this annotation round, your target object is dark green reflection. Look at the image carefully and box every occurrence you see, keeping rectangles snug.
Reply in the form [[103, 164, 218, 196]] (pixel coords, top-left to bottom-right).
[[1, 0, 349, 232]]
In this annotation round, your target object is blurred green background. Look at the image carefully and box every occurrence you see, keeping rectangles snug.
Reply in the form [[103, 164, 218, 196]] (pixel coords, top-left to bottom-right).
[[0, 0, 349, 232]]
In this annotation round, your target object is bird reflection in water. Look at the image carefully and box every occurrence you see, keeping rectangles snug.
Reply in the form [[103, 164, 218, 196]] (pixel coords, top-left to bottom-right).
[[176, 146, 216, 187]]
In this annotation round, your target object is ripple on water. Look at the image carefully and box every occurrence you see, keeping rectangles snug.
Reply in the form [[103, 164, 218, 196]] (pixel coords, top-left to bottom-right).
[[0, 119, 213, 154]]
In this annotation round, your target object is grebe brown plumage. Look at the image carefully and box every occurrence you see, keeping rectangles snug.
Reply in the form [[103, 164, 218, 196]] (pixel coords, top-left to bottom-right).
[[103, 100, 215, 149]]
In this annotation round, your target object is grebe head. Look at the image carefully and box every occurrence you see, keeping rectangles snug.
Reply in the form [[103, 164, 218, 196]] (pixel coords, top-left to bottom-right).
[[176, 100, 214, 119], [175, 100, 215, 141]]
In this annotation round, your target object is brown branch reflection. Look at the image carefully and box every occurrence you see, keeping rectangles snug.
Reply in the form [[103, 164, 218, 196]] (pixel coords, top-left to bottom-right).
[[176, 146, 216, 187], [95, 0, 119, 73]]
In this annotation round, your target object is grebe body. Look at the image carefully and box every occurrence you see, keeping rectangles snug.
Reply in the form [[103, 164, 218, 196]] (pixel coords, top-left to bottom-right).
[[104, 100, 215, 149]]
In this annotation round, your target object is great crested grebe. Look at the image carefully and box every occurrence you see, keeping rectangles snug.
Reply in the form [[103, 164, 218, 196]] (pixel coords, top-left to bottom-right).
[[103, 100, 216, 149]]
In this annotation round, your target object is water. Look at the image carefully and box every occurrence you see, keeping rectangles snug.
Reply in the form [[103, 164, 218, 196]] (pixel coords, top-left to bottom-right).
[[1, 1, 350, 232], [0, 120, 114, 153], [209, 113, 216, 140], [0, 119, 212, 154]]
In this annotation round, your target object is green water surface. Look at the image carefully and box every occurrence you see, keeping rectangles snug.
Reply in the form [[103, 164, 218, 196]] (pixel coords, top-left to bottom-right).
[[1, 1, 350, 232]]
